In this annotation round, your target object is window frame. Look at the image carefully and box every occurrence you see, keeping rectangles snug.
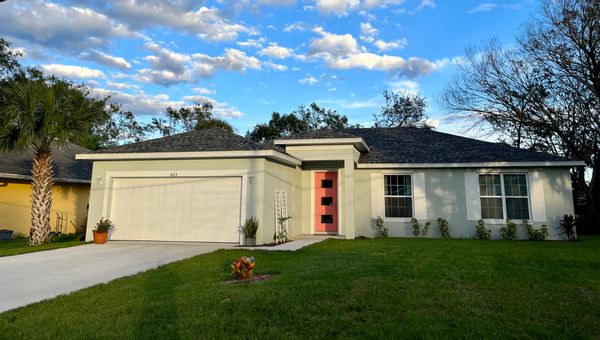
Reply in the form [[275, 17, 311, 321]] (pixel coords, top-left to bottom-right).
[[478, 172, 531, 222], [383, 173, 414, 221]]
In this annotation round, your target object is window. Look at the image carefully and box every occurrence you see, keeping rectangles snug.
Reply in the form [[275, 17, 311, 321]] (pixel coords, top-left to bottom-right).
[[321, 197, 333, 206], [384, 174, 413, 218], [321, 179, 333, 188], [479, 174, 529, 220]]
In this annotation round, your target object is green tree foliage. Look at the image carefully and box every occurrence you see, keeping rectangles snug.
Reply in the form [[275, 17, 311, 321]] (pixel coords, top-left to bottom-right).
[[0, 78, 106, 245], [247, 102, 356, 143], [0, 37, 21, 78], [374, 90, 432, 128]]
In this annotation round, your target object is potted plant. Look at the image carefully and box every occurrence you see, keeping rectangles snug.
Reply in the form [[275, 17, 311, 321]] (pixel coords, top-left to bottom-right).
[[0, 229, 13, 241], [242, 217, 259, 246], [92, 218, 114, 244]]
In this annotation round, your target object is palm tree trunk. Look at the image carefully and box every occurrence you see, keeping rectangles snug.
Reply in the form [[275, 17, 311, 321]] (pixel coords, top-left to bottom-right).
[[29, 147, 53, 246]]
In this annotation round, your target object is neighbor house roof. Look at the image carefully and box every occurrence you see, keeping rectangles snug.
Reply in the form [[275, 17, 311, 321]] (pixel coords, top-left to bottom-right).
[[77, 128, 301, 166], [0, 143, 92, 183], [279, 127, 581, 166], [92, 128, 274, 154]]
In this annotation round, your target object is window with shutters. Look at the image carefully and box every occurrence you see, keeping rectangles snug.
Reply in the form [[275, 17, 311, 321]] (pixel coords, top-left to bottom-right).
[[479, 173, 530, 220], [384, 174, 413, 218]]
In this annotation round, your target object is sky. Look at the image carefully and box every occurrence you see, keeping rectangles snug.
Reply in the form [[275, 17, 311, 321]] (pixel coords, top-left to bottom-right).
[[0, 0, 539, 137]]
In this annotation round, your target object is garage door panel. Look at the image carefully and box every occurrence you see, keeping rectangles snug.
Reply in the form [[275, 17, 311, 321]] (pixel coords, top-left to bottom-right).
[[109, 176, 242, 243]]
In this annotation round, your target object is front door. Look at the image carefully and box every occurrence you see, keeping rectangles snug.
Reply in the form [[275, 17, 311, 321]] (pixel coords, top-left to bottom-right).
[[314, 171, 338, 234]]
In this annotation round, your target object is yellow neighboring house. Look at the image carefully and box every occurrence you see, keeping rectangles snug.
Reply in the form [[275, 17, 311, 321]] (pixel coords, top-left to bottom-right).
[[0, 143, 91, 237]]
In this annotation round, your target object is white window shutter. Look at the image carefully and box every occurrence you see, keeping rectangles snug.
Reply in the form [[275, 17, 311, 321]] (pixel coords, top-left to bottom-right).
[[370, 173, 384, 218], [413, 172, 427, 220], [465, 172, 481, 220], [529, 171, 547, 222]]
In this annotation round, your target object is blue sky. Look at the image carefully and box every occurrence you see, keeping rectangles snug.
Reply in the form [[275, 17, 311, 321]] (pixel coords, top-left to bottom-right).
[[0, 0, 538, 136]]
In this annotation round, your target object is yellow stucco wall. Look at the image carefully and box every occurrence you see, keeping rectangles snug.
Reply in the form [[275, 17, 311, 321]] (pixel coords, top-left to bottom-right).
[[0, 179, 90, 236]]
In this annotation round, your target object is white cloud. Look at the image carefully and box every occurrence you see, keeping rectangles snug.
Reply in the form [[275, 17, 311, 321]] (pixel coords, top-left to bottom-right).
[[388, 80, 420, 94], [374, 38, 407, 51], [193, 48, 262, 77], [0, 0, 137, 54], [359, 22, 378, 43], [192, 87, 216, 95], [81, 50, 131, 70], [90, 87, 184, 116], [467, 2, 521, 14], [236, 37, 267, 48], [259, 43, 294, 59], [102, 2, 250, 42], [416, 0, 436, 10], [309, 27, 359, 57], [180, 95, 244, 118], [299, 75, 319, 85], [39, 64, 105, 79], [143, 42, 191, 75], [135, 68, 191, 86], [327, 53, 438, 77], [106, 81, 139, 90], [314, 0, 405, 15], [315, 0, 360, 15], [264, 61, 289, 71], [283, 22, 307, 32]]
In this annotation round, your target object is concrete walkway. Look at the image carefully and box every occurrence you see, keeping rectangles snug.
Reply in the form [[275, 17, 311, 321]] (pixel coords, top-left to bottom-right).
[[240, 235, 336, 251], [0, 242, 233, 313]]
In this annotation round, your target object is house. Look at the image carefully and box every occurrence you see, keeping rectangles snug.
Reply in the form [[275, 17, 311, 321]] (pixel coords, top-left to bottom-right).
[[77, 127, 582, 244], [0, 143, 92, 237]]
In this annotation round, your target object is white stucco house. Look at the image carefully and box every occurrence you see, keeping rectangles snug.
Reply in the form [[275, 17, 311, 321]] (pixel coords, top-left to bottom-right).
[[76, 127, 582, 244]]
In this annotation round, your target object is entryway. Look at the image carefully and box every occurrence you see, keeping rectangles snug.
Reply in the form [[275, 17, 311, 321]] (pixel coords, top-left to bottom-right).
[[314, 171, 338, 234]]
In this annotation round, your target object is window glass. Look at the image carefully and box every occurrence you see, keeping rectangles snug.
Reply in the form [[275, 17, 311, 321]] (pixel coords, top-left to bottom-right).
[[384, 174, 413, 218], [321, 179, 333, 188], [506, 198, 529, 219], [481, 197, 503, 219], [479, 174, 501, 196], [504, 174, 527, 197]]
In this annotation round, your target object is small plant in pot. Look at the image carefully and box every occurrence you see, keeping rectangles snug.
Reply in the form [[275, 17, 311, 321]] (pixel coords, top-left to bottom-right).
[[92, 218, 114, 244], [242, 217, 259, 246]]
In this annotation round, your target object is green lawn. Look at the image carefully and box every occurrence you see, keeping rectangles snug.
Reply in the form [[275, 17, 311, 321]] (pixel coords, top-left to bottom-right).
[[1, 237, 599, 339], [0, 234, 85, 257]]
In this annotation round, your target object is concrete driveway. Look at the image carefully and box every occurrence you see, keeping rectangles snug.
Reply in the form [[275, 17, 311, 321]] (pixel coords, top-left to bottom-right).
[[0, 242, 233, 313]]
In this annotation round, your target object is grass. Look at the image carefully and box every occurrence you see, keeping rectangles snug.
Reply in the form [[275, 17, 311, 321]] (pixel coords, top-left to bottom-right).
[[0, 233, 85, 257], [1, 237, 599, 339]]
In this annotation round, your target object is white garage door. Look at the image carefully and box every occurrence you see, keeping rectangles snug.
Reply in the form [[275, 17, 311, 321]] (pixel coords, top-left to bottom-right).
[[108, 176, 242, 243]]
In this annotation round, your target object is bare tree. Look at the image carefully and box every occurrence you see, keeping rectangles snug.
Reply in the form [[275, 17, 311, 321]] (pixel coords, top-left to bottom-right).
[[440, 0, 600, 226]]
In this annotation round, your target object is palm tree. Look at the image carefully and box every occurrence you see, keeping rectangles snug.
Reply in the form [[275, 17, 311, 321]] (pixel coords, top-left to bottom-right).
[[195, 118, 234, 132], [0, 79, 106, 245]]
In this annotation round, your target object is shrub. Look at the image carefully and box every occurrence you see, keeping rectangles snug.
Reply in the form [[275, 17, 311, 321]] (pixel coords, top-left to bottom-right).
[[500, 219, 517, 240], [474, 219, 491, 240], [94, 218, 114, 233], [437, 218, 451, 238], [375, 216, 388, 238], [242, 216, 259, 238], [231, 256, 256, 279], [421, 221, 431, 237], [274, 216, 291, 244], [523, 219, 548, 241], [559, 214, 577, 241], [411, 218, 420, 237]]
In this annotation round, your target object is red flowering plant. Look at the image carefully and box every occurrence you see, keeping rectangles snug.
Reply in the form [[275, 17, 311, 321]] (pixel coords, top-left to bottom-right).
[[231, 256, 256, 280]]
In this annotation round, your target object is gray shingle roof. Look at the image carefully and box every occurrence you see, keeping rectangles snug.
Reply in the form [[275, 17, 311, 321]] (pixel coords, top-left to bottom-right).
[[278, 129, 360, 140], [91, 128, 275, 154], [0, 143, 92, 182], [284, 127, 574, 164]]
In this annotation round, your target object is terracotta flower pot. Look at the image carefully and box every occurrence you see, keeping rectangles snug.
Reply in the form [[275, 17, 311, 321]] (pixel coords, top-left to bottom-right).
[[93, 230, 108, 244]]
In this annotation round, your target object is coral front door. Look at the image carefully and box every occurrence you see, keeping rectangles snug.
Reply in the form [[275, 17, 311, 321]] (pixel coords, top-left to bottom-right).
[[315, 171, 338, 234]]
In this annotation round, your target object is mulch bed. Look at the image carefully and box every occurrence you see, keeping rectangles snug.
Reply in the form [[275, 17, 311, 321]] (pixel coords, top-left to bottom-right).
[[224, 274, 273, 284]]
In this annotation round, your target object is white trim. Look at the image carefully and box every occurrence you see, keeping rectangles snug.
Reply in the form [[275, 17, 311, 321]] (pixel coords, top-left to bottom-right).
[[101, 170, 248, 245], [0, 173, 91, 184], [76, 150, 301, 166], [274, 138, 370, 152], [357, 161, 584, 169]]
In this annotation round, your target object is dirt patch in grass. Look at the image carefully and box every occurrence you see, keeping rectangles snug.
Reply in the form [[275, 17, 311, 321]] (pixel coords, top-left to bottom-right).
[[224, 274, 273, 284]]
